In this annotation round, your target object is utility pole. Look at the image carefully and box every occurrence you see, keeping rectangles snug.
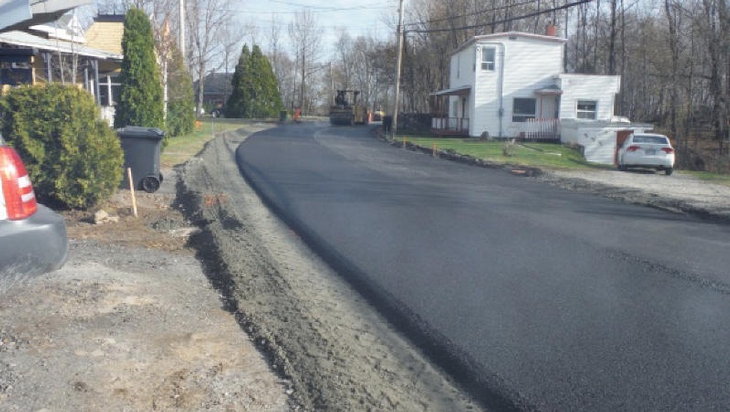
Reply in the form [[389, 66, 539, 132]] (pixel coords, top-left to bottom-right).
[[179, 0, 185, 57], [392, 0, 405, 137]]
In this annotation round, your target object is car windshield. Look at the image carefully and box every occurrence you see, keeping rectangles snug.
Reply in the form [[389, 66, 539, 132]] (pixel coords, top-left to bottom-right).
[[633, 135, 669, 145]]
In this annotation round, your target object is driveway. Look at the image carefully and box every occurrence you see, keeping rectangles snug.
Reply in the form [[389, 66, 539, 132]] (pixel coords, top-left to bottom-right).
[[537, 167, 730, 222]]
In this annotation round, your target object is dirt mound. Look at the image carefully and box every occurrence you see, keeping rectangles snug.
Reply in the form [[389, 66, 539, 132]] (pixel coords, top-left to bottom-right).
[[178, 131, 484, 411]]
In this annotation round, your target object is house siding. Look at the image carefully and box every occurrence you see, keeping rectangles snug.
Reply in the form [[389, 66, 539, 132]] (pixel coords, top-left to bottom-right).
[[471, 35, 564, 138], [558, 74, 620, 120], [436, 31, 630, 149]]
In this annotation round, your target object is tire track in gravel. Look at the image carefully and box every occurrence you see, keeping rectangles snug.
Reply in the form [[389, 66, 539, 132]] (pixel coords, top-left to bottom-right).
[[179, 127, 484, 411]]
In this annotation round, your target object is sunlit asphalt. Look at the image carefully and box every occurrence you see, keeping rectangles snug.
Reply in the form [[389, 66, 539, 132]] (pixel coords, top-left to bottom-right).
[[235, 122, 730, 412]]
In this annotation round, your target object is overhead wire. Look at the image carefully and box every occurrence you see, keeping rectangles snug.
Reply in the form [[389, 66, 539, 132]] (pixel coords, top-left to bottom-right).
[[404, 0, 543, 27], [405, 0, 594, 34]]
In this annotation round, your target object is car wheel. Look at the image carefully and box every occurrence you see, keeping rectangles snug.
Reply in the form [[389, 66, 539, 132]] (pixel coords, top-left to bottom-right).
[[665, 167, 673, 176]]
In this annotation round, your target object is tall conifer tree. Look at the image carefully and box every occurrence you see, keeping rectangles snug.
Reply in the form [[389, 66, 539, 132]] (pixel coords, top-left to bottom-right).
[[227, 45, 283, 118], [166, 46, 195, 137], [114, 8, 164, 131], [250, 45, 284, 117], [226, 45, 252, 118]]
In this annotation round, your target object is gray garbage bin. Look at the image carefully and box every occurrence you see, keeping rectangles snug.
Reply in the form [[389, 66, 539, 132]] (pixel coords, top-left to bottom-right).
[[117, 126, 164, 193]]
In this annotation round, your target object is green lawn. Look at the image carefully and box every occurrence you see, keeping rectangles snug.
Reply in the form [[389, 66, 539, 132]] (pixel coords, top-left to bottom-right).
[[684, 171, 730, 185], [160, 118, 252, 168], [404, 137, 606, 170]]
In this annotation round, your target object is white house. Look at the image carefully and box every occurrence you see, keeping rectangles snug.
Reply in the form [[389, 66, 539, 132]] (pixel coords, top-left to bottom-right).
[[431, 30, 629, 155]]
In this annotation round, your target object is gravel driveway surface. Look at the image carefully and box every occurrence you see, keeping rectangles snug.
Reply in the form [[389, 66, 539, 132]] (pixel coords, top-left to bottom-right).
[[1, 124, 727, 412], [537, 167, 730, 223]]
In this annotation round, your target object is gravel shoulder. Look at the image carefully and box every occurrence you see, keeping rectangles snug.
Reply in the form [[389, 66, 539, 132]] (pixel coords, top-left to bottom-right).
[[2, 124, 728, 412], [1, 125, 292, 411], [178, 128, 485, 411], [535, 167, 730, 223]]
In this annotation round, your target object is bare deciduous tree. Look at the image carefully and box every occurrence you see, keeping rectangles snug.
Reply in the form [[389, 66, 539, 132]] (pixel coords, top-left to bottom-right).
[[288, 10, 321, 114], [185, 0, 232, 116]]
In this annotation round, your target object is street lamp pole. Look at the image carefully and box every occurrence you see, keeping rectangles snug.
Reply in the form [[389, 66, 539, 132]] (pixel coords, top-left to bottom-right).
[[392, 0, 405, 138]]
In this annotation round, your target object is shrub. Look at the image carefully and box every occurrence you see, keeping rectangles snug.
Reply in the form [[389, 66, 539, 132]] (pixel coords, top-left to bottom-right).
[[0, 84, 123, 210]]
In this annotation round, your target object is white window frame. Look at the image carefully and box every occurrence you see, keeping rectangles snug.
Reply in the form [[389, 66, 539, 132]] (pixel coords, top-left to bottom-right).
[[481, 47, 495, 71], [512, 98, 536, 122], [98, 74, 121, 107], [576, 100, 598, 119]]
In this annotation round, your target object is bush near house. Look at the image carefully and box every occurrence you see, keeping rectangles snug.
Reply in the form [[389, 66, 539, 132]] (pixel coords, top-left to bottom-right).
[[0, 84, 123, 210]]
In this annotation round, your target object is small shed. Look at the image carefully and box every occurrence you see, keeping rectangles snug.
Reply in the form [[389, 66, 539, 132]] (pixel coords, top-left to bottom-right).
[[560, 118, 653, 165]]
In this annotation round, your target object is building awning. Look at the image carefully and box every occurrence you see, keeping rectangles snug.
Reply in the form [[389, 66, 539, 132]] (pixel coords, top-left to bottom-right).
[[431, 85, 471, 97], [0, 30, 122, 60], [534, 84, 563, 95], [0, 0, 90, 33]]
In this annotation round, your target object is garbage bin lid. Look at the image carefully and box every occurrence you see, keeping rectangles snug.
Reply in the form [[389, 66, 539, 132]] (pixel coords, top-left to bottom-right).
[[116, 126, 165, 140]]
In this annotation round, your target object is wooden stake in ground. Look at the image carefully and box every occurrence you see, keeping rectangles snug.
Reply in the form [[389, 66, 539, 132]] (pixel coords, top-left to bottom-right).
[[127, 167, 138, 218]]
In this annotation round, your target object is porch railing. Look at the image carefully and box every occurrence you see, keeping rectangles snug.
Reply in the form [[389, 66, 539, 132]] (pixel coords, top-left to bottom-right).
[[514, 118, 560, 141], [431, 117, 469, 136]]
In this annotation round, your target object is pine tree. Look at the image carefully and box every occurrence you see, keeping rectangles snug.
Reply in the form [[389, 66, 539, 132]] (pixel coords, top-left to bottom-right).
[[166, 46, 195, 137], [225, 45, 252, 118], [250, 45, 283, 118], [226, 44, 283, 118], [114, 8, 164, 131]]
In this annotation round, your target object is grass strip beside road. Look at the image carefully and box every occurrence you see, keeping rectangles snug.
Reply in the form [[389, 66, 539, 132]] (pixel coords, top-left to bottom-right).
[[161, 119, 251, 168], [405, 137, 730, 187], [405, 137, 603, 170], [685, 171, 730, 186]]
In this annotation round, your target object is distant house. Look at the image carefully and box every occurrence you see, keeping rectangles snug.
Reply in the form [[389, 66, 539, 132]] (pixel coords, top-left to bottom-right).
[[431, 29, 648, 164], [193, 72, 233, 109], [82, 14, 125, 124]]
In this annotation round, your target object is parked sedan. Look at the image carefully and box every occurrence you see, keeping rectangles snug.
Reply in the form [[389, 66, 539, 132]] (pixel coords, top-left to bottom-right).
[[0, 135, 68, 276], [617, 133, 676, 175]]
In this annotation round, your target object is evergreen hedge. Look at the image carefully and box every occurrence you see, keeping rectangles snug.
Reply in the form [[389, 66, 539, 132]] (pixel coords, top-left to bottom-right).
[[114, 8, 165, 140], [226, 44, 283, 118], [0, 84, 123, 210], [166, 47, 195, 137]]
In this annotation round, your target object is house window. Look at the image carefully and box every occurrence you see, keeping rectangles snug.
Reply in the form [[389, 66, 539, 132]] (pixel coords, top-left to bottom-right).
[[98, 75, 121, 106], [577, 100, 597, 119], [512, 98, 536, 122], [481, 47, 495, 71]]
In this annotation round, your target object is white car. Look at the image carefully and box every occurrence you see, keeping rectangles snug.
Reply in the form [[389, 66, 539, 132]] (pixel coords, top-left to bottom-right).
[[617, 133, 676, 175]]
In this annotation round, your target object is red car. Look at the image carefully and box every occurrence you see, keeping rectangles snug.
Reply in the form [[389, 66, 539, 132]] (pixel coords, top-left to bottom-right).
[[0, 135, 68, 276]]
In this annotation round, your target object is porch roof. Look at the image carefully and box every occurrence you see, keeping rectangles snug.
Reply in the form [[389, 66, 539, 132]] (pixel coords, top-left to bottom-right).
[[431, 84, 471, 97], [0, 30, 122, 60], [534, 84, 563, 95], [1, 0, 90, 33]]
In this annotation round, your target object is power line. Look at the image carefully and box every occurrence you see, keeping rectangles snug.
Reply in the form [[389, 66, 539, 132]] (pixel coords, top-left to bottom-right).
[[404, 0, 541, 28], [406, 0, 594, 34]]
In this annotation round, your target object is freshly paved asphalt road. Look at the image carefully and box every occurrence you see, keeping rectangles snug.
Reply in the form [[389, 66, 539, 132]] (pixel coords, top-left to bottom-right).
[[235, 122, 730, 411]]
